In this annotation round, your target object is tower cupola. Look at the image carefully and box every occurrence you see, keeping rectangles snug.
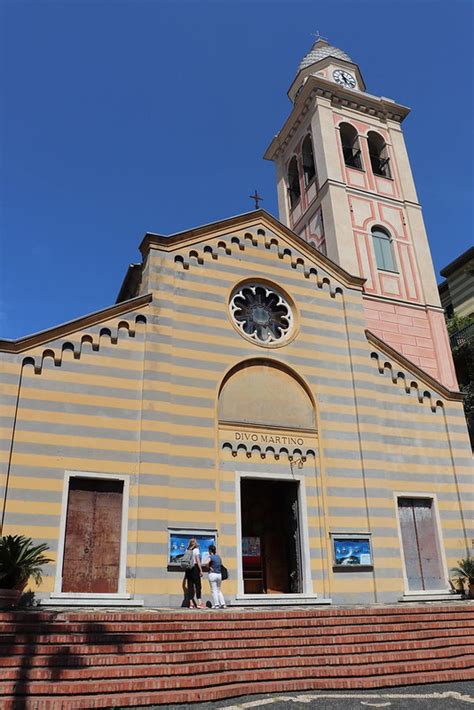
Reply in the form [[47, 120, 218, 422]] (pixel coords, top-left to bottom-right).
[[297, 38, 352, 71], [290, 37, 365, 103]]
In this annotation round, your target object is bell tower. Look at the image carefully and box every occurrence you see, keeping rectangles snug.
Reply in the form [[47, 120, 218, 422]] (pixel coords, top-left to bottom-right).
[[264, 37, 457, 390]]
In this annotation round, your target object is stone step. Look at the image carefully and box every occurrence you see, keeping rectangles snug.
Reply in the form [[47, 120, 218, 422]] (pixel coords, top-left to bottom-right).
[[1, 604, 472, 707], [0, 625, 468, 660], [1, 624, 469, 659], [2, 617, 472, 648], [3, 668, 474, 710], [0, 603, 469, 624], [0, 631, 468, 669], [1, 609, 472, 635], [2, 654, 473, 699], [3, 643, 474, 683]]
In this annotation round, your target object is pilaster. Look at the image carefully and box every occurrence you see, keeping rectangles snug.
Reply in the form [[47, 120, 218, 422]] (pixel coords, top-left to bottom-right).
[[310, 97, 343, 186], [404, 203, 441, 306], [321, 183, 359, 274]]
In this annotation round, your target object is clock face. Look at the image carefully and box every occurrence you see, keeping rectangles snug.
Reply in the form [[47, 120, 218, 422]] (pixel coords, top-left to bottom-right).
[[333, 69, 356, 89]]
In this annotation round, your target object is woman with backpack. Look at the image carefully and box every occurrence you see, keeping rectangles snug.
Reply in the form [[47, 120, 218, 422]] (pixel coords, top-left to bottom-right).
[[182, 538, 204, 609], [204, 544, 226, 609]]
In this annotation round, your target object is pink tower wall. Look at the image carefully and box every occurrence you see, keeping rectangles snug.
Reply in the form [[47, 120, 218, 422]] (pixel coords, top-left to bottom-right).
[[332, 115, 458, 392], [363, 298, 458, 390]]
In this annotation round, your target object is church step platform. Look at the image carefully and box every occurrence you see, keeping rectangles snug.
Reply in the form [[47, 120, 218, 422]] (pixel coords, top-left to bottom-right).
[[233, 593, 331, 605], [1, 604, 473, 709]]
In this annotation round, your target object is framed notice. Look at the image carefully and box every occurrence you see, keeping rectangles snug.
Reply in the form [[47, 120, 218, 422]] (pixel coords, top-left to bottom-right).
[[331, 533, 373, 568], [242, 536, 264, 593], [242, 536, 261, 557], [168, 528, 217, 570]]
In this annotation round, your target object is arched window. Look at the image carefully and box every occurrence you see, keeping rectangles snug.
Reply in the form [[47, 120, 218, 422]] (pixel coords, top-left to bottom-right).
[[287, 156, 301, 209], [302, 135, 316, 186], [339, 123, 362, 169], [367, 131, 391, 178], [371, 227, 397, 272]]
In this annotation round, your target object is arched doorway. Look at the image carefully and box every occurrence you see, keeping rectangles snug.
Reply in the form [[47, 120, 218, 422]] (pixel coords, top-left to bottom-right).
[[218, 359, 317, 596]]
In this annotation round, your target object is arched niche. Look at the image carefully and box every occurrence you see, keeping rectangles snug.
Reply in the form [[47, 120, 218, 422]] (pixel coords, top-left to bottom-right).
[[218, 359, 315, 430]]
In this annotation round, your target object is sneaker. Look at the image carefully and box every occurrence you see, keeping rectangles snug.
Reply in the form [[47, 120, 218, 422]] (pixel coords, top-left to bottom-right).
[[220, 605, 226, 608], [212, 605, 220, 609], [197, 601, 205, 609]]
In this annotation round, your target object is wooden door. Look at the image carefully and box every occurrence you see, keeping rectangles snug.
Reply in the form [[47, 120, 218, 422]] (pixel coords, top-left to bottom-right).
[[398, 497, 445, 591], [62, 477, 123, 593]]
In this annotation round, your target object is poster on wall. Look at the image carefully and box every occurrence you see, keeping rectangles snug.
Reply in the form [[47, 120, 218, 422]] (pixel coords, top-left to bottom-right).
[[242, 536, 261, 557], [168, 529, 217, 568], [333, 537, 372, 566]]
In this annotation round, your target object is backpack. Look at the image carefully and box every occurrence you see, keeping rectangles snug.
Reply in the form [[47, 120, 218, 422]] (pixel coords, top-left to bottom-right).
[[180, 548, 194, 570]]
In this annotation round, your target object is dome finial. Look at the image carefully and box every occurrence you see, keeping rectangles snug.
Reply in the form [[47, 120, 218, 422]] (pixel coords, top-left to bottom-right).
[[310, 30, 328, 43]]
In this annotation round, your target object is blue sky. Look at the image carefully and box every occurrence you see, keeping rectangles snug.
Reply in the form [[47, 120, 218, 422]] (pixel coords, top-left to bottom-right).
[[1, 0, 473, 339]]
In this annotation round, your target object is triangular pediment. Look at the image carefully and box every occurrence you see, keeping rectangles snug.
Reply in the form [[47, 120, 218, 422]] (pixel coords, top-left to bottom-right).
[[140, 209, 365, 292]]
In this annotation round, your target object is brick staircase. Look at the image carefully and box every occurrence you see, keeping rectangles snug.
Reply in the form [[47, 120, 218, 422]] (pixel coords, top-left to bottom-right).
[[1, 604, 473, 709]]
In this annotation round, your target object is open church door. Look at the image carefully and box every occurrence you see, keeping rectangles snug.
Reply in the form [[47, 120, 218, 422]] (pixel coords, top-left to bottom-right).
[[241, 478, 303, 594]]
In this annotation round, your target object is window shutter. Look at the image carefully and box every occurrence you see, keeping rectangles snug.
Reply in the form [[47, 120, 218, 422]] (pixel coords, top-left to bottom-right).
[[372, 230, 397, 272]]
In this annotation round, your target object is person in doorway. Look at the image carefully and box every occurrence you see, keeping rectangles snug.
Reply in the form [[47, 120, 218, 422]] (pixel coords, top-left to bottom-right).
[[204, 544, 226, 609], [185, 538, 204, 609]]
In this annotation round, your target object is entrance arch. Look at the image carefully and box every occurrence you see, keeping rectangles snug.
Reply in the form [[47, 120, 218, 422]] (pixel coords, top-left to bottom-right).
[[218, 359, 317, 598]]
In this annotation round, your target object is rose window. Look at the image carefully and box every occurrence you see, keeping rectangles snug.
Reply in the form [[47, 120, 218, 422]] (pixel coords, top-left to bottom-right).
[[230, 283, 293, 344]]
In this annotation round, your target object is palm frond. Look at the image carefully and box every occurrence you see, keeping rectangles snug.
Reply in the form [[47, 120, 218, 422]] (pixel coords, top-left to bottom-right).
[[450, 555, 474, 582], [0, 535, 53, 589]]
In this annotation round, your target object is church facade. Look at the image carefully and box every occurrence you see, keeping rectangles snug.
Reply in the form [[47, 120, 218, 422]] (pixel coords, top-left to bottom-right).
[[1, 39, 472, 607]]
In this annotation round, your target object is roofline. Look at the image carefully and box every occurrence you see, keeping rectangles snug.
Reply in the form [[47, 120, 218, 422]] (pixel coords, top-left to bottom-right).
[[264, 75, 410, 161], [139, 208, 366, 289], [440, 246, 474, 278], [365, 329, 463, 402], [0, 293, 152, 354]]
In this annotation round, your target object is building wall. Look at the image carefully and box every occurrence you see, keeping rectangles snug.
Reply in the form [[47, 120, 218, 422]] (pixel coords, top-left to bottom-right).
[[443, 268, 474, 319], [139, 222, 471, 605], [0, 311, 148, 598], [0, 221, 471, 606]]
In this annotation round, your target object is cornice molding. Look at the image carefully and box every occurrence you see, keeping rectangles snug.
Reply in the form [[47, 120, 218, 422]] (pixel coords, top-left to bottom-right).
[[365, 329, 463, 403], [264, 76, 410, 162], [363, 293, 445, 314], [0, 294, 152, 354], [290, 179, 423, 233], [345, 184, 421, 211], [140, 209, 366, 290]]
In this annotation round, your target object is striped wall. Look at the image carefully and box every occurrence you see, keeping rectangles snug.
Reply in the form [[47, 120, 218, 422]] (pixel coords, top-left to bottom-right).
[[0, 310, 148, 597], [0, 217, 472, 606]]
